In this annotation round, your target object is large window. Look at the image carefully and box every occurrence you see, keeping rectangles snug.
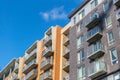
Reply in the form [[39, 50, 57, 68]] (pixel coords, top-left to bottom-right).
[[107, 31, 115, 45], [78, 65, 86, 80], [110, 48, 118, 64], [79, 10, 85, 20], [77, 35, 84, 48], [78, 49, 84, 64], [73, 17, 76, 24], [105, 15, 112, 28], [91, 0, 98, 10], [77, 22, 83, 32], [103, 2, 109, 13]]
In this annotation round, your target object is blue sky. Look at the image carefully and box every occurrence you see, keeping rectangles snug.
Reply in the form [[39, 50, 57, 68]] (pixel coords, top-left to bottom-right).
[[0, 0, 83, 70]]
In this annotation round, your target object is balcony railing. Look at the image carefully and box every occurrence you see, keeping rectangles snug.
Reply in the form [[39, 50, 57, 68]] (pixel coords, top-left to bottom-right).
[[116, 9, 120, 21], [85, 13, 100, 29], [40, 58, 53, 71], [23, 59, 37, 74], [43, 70, 52, 80], [63, 48, 70, 59], [113, 0, 120, 6], [63, 75, 69, 80], [63, 60, 69, 72], [87, 27, 102, 43], [87, 43, 105, 60], [14, 63, 19, 73], [88, 61, 107, 78], [42, 47, 53, 57], [26, 69, 37, 80], [25, 48, 37, 62], [12, 73, 19, 80], [63, 37, 70, 46], [44, 35, 52, 46]]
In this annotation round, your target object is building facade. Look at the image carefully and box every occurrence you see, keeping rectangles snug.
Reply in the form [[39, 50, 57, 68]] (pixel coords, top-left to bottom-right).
[[68, 0, 120, 80], [1, 0, 120, 80]]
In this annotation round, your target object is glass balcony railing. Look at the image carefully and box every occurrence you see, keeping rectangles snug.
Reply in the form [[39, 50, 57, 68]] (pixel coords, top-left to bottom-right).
[[25, 48, 37, 61], [113, 0, 120, 6], [26, 69, 37, 80], [85, 13, 100, 29], [42, 47, 53, 57], [44, 35, 52, 46], [87, 27, 102, 43], [40, 58, 53, 70], [88, 61, 107, 78], [116, 9, 120, 21], [12, 73, 19, 80], [23, 59, 37, 73], [87, 43, 105, 59], [43, 70, 52, 80], [14, 63, 19, 72]]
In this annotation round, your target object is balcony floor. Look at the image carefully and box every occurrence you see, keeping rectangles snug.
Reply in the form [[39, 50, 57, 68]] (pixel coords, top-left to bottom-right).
[[87, 33, 102, 44], [88, 50, 105, 60]]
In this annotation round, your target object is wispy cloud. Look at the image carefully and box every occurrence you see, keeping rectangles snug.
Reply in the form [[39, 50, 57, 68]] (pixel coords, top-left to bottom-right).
[[39, 6, 67, 21]]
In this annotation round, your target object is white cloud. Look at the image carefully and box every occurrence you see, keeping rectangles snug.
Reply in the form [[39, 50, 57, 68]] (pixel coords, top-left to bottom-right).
[[39, 6, 67, 21]]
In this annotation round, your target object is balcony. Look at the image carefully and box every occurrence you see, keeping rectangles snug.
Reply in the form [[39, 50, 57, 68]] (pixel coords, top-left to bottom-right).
[[14, 63, 19, 73], [63, 75, 69, 80], [85, 13, 100, 29], [42, 47, 53, 57], [40, 58, 53, 71], [87, 43, 105, 60], [25, 48, 37, 64], [26, 69, 37, 80], [116, 9, 120, 21], [63, 60, 69, 73], [12, 74, 19, 80], [63, 37, 70, 46], [87, 27, 102, 43], [23, 59, 37, 74], [43, 70, 52, 80], [88, 61, 107, 79], [44, 36, 52, 47], [63, 48, 70, 59], [113, 0, 120, 6]]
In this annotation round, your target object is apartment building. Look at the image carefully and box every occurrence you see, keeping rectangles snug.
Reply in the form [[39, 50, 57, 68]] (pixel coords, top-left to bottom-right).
[[1, 0, 120, 80], [68, 0, 120, 80], [60, 23, 71, 80], [40, 26, 62, 80], [0, 26, 62, 80], [0, 58, 20, 80]]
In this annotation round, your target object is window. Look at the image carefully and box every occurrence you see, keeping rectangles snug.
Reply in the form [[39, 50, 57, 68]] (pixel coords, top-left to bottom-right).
[[107, 31, 115, 45], [105, 15, 112, 28], [110, 48, 118, 64], [91, 0, 98, 10], [103, 2, 109, 12], [79, 10, 85, 20], [78, 65, 86, 80], [78, 49, 84, 64], [77, 35, 84, 48], [73, 17, 76, 24], [77, 22, 83, 32]]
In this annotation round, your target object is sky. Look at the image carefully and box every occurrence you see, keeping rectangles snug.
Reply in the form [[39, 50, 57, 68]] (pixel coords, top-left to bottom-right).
[[0, 0, 83, 70]]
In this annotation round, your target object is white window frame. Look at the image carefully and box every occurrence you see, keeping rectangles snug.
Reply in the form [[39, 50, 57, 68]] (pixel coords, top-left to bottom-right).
[[109, 48, 118, 65], [107, 31, 115, 46], [105, 15, 112, 29]]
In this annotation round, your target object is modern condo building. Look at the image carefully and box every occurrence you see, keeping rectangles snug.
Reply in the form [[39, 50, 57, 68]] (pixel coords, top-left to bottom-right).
[[0, 0, 120, 80]]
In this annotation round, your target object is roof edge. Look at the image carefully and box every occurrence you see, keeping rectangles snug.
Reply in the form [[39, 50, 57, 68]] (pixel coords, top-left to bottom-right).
[[68, 0, 90, 19]]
